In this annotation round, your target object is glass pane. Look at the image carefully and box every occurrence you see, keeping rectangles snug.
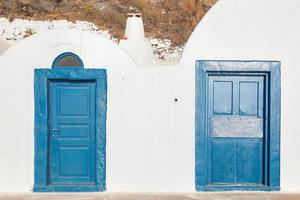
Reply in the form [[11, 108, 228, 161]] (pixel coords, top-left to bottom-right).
[[56, 55, 82, 67]]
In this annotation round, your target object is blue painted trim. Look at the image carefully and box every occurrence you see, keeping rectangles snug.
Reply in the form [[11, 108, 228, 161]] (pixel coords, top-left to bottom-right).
[[34, 68, 107, 192], [52, 52, 84, 68], [195, 60, 281, 191]]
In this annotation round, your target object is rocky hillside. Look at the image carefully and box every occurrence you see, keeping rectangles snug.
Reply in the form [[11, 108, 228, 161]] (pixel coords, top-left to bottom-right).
[[0, 0, 217, 46]]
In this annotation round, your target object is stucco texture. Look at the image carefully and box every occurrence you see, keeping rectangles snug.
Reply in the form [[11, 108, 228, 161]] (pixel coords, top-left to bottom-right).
[[0, 0, 300, 192]]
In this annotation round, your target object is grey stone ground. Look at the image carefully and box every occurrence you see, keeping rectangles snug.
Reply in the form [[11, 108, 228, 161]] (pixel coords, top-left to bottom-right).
[[1, 193, 300, 200]]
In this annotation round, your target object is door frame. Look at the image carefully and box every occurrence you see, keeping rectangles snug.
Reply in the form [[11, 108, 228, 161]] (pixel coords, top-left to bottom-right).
[[34, 68, 107, 192], [195, 60, 281, 191]]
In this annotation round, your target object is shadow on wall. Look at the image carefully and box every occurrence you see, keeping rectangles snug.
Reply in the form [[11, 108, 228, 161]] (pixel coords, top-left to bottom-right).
[[0, 39, 11, 55]]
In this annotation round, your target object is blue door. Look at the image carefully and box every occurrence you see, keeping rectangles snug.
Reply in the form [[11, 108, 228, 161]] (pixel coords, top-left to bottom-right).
[[208, 75, 265, 185], [49, 80, 96, 185]]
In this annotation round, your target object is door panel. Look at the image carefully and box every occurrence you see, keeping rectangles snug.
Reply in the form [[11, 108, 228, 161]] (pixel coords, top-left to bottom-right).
[[211, 139, 235, 183], [58, 86, 90, 116], [59, 147, 89, 176], [49, 81, 96, 185], [210, 117, 263, 138], [208, 75, 265, 186], [236, 139, 263, 183]]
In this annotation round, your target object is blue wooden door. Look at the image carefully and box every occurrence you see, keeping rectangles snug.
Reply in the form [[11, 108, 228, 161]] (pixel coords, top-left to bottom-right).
[[208, 75, 265, 185], [49, 80, 96, 185]]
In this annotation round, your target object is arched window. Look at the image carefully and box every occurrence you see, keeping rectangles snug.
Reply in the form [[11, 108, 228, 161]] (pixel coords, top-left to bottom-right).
[[52, 52, 84, 68]]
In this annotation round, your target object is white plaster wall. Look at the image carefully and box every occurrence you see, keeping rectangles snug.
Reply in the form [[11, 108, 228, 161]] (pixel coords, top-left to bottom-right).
[[0, 30, 186, 192], [179, 0, 300, 192], [0, 0, 300, 193]]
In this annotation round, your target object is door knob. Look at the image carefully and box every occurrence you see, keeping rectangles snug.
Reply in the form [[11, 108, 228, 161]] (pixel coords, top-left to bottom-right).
[[52, 129, 59, 137]]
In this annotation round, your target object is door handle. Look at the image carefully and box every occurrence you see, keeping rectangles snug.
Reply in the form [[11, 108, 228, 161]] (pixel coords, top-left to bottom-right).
[[52, 129, 59, 137]]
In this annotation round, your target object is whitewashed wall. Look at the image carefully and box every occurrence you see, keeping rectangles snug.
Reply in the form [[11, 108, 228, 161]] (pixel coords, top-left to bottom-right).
[[0, 0, 300, 192], [0, 30, 184, 192], [179, 0, 300, 192]]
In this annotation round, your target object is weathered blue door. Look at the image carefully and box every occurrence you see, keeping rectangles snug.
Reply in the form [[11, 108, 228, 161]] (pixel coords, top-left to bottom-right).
[[49, 80, 96, 185], [208, 75, 265, 185]]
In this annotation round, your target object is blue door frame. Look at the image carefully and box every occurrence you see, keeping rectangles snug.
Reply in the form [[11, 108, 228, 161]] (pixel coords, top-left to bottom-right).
[[195, 60, 281, 191], [34, 68, 107, 192]]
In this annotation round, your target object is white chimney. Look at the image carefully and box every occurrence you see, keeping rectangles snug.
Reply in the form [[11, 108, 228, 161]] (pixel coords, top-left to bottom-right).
[[120, 13, 157, 65], [124, 13, 145, 41]]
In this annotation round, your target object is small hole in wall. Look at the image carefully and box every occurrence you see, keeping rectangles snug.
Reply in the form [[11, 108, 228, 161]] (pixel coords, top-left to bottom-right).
[[174, 98, 178, 103]]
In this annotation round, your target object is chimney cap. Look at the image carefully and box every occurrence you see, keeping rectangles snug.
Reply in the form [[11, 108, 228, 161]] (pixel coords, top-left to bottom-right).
[[127, 12, 142, 18]]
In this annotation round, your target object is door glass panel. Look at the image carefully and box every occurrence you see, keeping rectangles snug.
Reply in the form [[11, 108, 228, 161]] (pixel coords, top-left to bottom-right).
[[239, 82, 259, 116], [213, 81, 233, 115]]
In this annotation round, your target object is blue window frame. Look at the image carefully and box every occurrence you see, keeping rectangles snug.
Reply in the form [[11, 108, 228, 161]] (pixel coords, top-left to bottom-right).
[[52, 52, 84, 68], [34, 68, 107, 192], [195, 60, 281, 191]]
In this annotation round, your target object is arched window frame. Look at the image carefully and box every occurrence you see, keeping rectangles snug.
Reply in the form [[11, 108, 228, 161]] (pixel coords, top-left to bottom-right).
[[52, 52, 84, 68]]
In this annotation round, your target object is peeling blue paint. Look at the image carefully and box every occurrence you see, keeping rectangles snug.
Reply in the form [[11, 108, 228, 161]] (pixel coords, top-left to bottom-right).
[[195, 60, 281, 191], [34, 68, 107, 192]]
